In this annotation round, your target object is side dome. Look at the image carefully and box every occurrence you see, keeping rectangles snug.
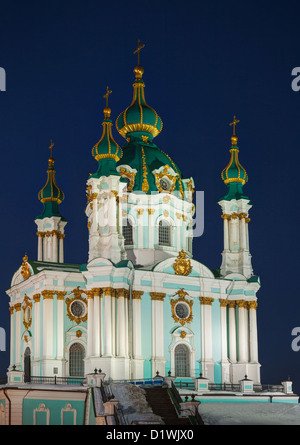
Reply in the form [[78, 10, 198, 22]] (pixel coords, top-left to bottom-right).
[[92, 106, 122, 162], [116, 65, 163, 141]]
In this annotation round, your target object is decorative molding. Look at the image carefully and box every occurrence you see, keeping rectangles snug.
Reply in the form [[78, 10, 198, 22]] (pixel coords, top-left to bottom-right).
[[22, 295, 32, 330]]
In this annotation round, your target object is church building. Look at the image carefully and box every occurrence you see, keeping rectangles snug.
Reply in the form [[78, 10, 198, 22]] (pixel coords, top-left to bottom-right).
[[5, 45, 262, 388]]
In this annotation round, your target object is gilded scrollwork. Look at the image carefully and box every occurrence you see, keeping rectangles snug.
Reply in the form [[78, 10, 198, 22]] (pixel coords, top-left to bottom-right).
[[170, 289, 193, 326]]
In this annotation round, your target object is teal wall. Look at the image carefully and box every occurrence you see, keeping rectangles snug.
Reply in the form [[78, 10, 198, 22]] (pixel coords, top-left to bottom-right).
[[22, 399, 85, 425]]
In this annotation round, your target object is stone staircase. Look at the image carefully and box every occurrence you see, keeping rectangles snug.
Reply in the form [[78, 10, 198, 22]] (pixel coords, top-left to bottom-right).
[[144, 387, 193, 425]]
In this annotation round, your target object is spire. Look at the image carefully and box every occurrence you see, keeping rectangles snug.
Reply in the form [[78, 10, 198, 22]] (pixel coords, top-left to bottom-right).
[[37, 141, 66, 220], [91, 87, 122, 177], [220, 116, 248, 201], [116, 41, 163, 141]]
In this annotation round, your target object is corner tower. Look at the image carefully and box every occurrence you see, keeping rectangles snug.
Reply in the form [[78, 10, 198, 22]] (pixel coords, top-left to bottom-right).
[[35, 141, 67, 263], [218, 117, 253, 278]]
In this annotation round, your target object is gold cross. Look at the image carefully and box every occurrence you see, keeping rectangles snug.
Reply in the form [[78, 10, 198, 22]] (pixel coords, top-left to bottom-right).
[[103, 86, 112, 108], [229, 116, 240, 136], [49, 139, 54, 158], [133, 39, 145, 65]]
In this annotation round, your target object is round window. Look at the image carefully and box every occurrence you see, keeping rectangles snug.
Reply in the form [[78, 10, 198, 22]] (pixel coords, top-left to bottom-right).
[[160, 178, 170, 191], [175, 302, 190, 320], [70, 300, 86, 318]]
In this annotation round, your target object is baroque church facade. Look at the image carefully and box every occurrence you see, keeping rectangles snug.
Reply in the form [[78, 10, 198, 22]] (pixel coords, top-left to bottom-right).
[[5, 50, 261, 386]]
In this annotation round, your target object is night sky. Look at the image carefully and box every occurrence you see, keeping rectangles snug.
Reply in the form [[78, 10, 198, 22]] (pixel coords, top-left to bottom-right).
[[0, 0, 299, 395]]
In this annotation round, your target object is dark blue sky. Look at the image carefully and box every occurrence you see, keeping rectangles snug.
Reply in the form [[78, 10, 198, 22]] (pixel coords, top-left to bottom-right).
[[0, 0, 299, 394]]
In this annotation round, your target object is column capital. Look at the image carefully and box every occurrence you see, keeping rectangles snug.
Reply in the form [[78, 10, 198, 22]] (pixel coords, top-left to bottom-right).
[[132, 290, 143, 300], [199, 296, 214, 306], [150, 292, 166, 301], [41, 290, 56, 300], [56, 291, 66, 300], [14, 303, 22, 312], [102, 287, 115, 297], [9, 306, 14, 315], [91, 287, 103, 298], [36, 231, 45, 237], [227, 300, 236, 309], [221, 214, 231, 220], [236, 299, 247, 308], [247, 301, 258, 310], [219, 298, 228, 307], [33, 293, 41, 303]]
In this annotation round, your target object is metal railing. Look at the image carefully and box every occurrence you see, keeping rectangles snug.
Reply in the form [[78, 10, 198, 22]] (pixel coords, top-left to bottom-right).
[[208, 383, 241, 392], [174, 380, 195, 390], [28, 376, 85, 385], [253, 384, 284, 393]]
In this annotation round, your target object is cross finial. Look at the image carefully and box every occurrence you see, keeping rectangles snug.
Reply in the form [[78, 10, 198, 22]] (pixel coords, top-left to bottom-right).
[[229, 115, 240, 136], [49, 139, 54, 158], [103, 86, 112, 108], [133, 39, 145, 66]]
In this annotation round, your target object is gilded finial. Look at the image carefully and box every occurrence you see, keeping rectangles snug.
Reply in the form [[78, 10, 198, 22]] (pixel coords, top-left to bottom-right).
[[229, 116, 240, 146], [103, 86, 112, 119], [133, 40, 145, 79]]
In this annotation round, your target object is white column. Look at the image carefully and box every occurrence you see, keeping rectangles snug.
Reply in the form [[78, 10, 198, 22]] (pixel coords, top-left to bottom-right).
[[93, 291, 100, 357], [33, 295, 41, 362], [46, 233, 52, 261], [111, 292, 116, 357], [176, 214, 181, 251], [200, 298, 214, 365], [43, 234, 48, 261], [42, 291, 55, 359], [222, 215, 230, 251], [59, 234, 65, 263], [248, 301, 258, 363], [230, 215, 239, 251], [245, 218, 250, 250], [9, 307, 14, 367], [103, 288, 112, 357], [228, 301, 237, 362], [148, 209, 155, 249], [220, 300, 228, 361], [150, 293, 165, 375], [52, 231, 58, 262], [37, 233, 43, 261], [239, 214, 247, 250], [132, 291, 143, 359], [137, 209, 144, 248], [116, 290, 126, 357], [87, 291, 94, 357], [56, 292, 65, 361], [15, 304, 21, 367], [237, 300, 247, 362]]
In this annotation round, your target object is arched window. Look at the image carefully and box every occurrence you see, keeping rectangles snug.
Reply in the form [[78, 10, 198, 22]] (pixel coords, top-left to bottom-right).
[[69, 343, 85, 377], [159, 220, 171, 246], [24, 347, 31, 383], [122, 218, 133, 246], [174, 343, 190, 377]]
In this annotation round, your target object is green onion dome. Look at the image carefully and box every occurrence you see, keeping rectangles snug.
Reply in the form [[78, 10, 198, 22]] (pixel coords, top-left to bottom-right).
[[92, 106, 122, 163], [36, 152, 66, 220], [116, 65, 163, 141], [221, 134, 248, 186], [220, 124, 249, 201]]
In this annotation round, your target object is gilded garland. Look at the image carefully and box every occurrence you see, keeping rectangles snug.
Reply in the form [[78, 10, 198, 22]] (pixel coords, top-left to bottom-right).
[[66, 288, 88, 324], [22, 294, 32, 330], [171, 289, 193, 326]]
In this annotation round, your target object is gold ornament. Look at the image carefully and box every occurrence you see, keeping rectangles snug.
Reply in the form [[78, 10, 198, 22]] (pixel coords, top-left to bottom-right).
[[22, 295, 32, 330], [21, 254, 31, 281], [170, 289, 193, 326], [173, 250, 192, 276], [65, 288, 88, 324]]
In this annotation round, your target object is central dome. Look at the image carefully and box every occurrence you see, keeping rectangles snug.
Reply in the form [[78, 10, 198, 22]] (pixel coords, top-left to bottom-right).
[[116, 65, 163, 141]]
